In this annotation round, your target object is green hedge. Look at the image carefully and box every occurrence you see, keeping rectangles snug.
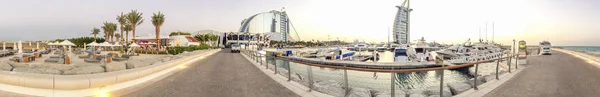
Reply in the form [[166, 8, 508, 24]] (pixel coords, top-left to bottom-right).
[[135, 49, 168, 54], [167, 44, 210, 55]]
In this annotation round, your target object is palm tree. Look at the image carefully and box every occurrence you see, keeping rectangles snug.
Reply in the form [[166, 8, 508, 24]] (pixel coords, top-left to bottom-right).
[[114, 34, 121, 43], [102, 22, 118, 43], [101, 25, 109, 41], [117, 12, 127, 44], [91, 28, 100, 42], [124, 24, 133, 43], [126, 10, 144, 43], [151, 12, 165, 48]]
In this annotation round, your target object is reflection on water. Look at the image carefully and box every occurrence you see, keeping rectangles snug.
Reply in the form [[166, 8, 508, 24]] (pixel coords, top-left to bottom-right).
[[265, 51, 508, 92]]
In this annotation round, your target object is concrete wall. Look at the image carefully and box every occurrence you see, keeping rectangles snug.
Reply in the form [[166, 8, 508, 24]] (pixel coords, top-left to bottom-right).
[[0, 49, 218, 90]]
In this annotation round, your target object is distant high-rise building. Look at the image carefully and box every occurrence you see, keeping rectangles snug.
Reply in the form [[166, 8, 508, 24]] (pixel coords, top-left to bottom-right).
[[393, 5, 410, 44]]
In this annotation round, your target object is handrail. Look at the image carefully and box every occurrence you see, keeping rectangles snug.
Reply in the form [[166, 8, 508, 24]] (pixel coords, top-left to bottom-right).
[[269, 54, 516, 73], [243, 49, 520, 97]]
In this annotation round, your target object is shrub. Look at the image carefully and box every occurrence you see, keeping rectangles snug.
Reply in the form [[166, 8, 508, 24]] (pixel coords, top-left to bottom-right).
[[167, 44, 211, 55]]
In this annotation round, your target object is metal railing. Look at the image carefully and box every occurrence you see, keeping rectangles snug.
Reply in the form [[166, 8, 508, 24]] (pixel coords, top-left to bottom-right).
[[241, 49, 520, 97]]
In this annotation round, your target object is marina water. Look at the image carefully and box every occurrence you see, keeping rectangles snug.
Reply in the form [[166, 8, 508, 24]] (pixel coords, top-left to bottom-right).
[[266, 51, 510, 92]]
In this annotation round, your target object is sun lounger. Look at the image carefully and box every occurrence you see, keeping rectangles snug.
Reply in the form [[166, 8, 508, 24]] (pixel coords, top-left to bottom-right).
[[78, 55, 90, 58], [84, 58, 101, 63], [50, 55, 63, 58], [45, 58, 60, 62]]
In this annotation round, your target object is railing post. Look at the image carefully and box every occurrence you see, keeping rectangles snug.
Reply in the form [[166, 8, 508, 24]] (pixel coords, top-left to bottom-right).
[[266, 57, 269, 69], [496, 59, 500, 80], [474, 63, 479, 90], [288, 61, 292, 81], [274, 59, 278, 74], [391, 72, 396, 97], [515, 56, 518, 69], [440, 68, 445, 96], [344, 64, 349, 96], [260, 55, 263, 65], [308, 65, 314, 92]]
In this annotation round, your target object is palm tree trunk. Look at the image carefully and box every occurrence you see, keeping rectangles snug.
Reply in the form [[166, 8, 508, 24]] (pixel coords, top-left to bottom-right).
[[120, 26, 124, 44], [93, 34, 97, 42], [126, 31, 129, 44], [132, 26, 136, 43], [156, 27, 161, 49]]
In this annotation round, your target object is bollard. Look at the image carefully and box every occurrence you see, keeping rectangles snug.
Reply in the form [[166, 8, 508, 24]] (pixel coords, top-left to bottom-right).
[[260, 56, 263, 65], [474, 63, 479, 90], [308, 65, 314, 92], [496, 59, 500, 80], [288, 61, 292, 81], [266, 58, 269, 69]]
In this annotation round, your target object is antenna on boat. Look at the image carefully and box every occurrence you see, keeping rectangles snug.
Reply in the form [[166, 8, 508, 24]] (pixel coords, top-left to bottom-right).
[[478, 24, 481, 43], [485, 21, 488, 43]]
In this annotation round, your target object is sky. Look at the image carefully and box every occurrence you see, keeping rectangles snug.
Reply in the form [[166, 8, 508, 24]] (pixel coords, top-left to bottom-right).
[[0, 0, 599, 46]]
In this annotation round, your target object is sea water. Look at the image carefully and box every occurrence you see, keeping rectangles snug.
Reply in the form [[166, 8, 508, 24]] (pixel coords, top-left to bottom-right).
[[560, 46, 600, 54]]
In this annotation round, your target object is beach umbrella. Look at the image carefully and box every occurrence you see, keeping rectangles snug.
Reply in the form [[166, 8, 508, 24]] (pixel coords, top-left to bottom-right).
[[129, 43, 140, 54], [58, 40, 76, 52], [129, 43, 140, 47], [58, 40, 76, 46], [98, 42, 113, 47], [87, 42, 99, 46]]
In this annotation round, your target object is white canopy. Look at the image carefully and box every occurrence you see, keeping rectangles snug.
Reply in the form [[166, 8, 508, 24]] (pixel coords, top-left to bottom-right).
[[58, 40, 76, 46], [129, 43, 140, 47], [87, 42, 99, 46], [98, 42, 113, 47], [112, 42, 122, 47], [48, 42, 56, 46]]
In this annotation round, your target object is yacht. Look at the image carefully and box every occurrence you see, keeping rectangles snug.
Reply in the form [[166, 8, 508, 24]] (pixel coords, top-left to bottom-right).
[[436, 39, 505, 65], [354, 43, 367, 51], [376, 44, 386, 52], [367, 45, 377, 51], [394, 37, 441, 63]]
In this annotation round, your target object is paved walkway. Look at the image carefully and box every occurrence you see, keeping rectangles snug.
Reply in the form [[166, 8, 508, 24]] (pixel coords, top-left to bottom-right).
[[485, 50, 600, 97], [123, 50, 299, 97]]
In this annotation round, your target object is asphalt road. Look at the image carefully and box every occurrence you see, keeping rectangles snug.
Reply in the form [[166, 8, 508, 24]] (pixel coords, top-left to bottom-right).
[[485, 50, 600, 97], [123, 50, 299, 97]]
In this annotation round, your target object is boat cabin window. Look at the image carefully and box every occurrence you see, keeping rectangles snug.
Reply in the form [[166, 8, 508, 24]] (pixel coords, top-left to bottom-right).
[[415, 48, 425, 53]]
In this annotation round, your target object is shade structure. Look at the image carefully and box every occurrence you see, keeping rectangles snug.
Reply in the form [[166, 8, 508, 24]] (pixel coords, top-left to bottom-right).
[[58, 40, 76, 46], [129, 43, 140, 47], [87, 42, 99, 46], [112, 42, 122, 47], [97, 42, 113, 47]]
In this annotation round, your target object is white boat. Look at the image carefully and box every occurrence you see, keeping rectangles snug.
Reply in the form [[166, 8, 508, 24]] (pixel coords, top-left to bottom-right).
[[540, 41, 551, 55], [376, 44, 386, 52], [367, 45, 377, 51], [394, 37, 441, 63], [437, 39, 505, 65], [354, 43, 367, 51]]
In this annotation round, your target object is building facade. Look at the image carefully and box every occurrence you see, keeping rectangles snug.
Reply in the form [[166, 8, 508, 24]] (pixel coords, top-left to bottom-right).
[[393, 6, 410, 44]]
